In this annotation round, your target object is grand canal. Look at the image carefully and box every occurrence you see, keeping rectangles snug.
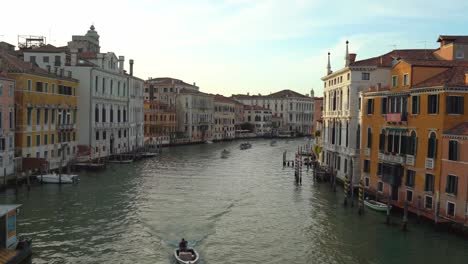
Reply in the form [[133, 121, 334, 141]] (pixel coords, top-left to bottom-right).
[[0, 138, 466, 264]]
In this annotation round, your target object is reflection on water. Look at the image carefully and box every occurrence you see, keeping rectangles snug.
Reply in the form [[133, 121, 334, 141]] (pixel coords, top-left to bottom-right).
[[0, 138, 466, 264]]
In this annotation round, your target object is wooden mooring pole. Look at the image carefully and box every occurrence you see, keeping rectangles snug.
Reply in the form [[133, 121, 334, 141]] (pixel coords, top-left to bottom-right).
[[402, 200, 408, 231], [386, 195, 391, 225]]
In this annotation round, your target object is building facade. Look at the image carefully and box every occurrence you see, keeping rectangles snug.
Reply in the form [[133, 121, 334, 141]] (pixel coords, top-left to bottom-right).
[[1, 52, 79, 170], [213, 95, 236, 141], [360, 38, 468, 224], [127, 73, 145, 151], [0, 71, 15, 176], [232, 89, 314, 136], [312, 96, 323, 133], [243, 105, 272, 136], [176, 89, 214, 143], [440, 123, 468, 226]]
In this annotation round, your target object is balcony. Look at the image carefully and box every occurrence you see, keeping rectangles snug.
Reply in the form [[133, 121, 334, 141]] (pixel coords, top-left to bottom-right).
[[385, 113, 407, 123], [378, 152, 406, 164], [364, 148, 370, 156], [425, 158, 434, 169], [57, 123, 73, 130], [406, 155, 415, 166]]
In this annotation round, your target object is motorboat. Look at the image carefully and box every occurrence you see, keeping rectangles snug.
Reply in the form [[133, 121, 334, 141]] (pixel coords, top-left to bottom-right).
[[141, 152, 158, 158], [174, 248, 199, 264], [36, 173, 79, 184], [364, 199, 391, 212], [240, 142, 252, 150], [108, 159, 134, 164], [221, 149, 230, 159], [205, 140, 213, 144]]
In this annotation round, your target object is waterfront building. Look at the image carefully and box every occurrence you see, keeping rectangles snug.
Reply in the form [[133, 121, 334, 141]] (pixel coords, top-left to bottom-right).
[[0, 51, 79, 170], [144, 77, 198, 102], [360, 36, 468, 223], [127, 72, 145, 151], [440, 123, 468, 226], [233, 100, 245, 132], [176, 89, 214, 143], [213, 95, 236, 141], [0, 70, 15, 176], [232, 89, 314, 136], [243, 105, 272, 136], [320, 40, 436, 184], [312, 96, 323, 133]]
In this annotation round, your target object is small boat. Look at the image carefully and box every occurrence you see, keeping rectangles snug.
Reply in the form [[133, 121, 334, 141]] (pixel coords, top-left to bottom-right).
[[270, 140, 277, 146], [240, 142, 252, 150], [205, 140, 213, 144], [36, 173, 79, 184], [364, 199, 391, 212], [221, 149, 230, 159], [108, 159, 134, 164], [141, 152, 158, 158], [174, 248, 199, 264]]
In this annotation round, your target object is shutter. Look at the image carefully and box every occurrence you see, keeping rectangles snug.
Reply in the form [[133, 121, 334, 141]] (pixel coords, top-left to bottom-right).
[[436, 94, 440, 114], [446, 95, 451, 114], [460, 97, 464, 114], [414, 137, 418, 156], [454, 176, 458, 195], [427, 138, 433, 157], [445, 176, 449, 193], [434, 138, 438, 158], [379, 133, 385, 151]]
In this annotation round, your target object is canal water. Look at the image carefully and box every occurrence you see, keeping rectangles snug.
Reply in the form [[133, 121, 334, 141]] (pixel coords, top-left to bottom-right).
[[0, 138, 466, 264]]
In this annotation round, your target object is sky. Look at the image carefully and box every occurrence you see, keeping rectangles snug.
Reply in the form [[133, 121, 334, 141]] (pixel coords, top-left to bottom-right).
[[1, 0, 468, 97]]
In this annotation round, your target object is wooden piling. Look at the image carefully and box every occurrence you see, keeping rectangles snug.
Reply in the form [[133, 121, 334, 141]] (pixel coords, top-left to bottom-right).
[[26, 170, 31, 191], [386, 195, 391, 225], [343, 175, 348, 207], [358, 181, 364, 215], [402, 200, 408, 231]]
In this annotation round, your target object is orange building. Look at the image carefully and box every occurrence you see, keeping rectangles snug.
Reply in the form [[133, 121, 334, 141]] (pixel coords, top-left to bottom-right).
[[440, 123, 468, 226], [361, 37, 468, 224], [143, 100, 176, 145]]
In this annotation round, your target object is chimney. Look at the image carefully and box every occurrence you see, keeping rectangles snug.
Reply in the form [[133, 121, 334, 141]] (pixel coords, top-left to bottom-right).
[[349, 53, 357, 63], [193, 82, 196, 86], [326, 52, 332, 75], [118, 56, 124, 73], [129, 59, 134, 76], [344, 40, 350, 67]]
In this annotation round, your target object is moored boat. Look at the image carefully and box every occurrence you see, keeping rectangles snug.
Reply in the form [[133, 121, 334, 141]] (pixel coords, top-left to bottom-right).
[[364, 199, 391, 212], [174, 248, 199, 264], [141, 152, 158, 158], [108, 159, 134, 164], [36, 173, 79, 184]]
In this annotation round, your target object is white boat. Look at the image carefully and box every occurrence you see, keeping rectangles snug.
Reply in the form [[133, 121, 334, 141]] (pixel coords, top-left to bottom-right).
[[174, 248, 199, 264], [141, 152, 158, 158], [108, 159, 134, 164], [205, 140, 213, 144], [364, 199, 391, 212], [36, 173, 79, 184]]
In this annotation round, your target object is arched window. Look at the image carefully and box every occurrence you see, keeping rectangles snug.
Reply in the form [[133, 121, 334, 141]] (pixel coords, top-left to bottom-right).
[[95, 106, 99, 122], [110, 106, 114, 122], [356, 124, 361, 149], [427, 132, 437, 158], [118, 109, 121, 123], [409, 131, 417, 156], [367, 127, 372, 148], [379, 129, 385, 152], [448, 140, 459, 161], [102, 106, 106, 123]]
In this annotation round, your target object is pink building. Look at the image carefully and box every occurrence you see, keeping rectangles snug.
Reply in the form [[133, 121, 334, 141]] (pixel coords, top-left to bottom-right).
[[0, 70, 15, 176], [440, 122, 468, 227], [312, 97, 323, 133]]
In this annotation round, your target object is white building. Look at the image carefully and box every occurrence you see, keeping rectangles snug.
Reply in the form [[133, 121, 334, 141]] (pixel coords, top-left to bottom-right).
[[127, 69, 145, 151], [243, 105, 272, 136], [321, 41, 430, 184], [232, 89, 314, 136], [176, 89, 214, 143], [213, 95, 236, 141]]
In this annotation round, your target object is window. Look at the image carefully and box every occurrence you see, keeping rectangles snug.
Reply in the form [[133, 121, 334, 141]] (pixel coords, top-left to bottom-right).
[[365, 177, 369, 187], [9, 111, 13, 129], [44, 109, 48, 125], [366, 99, 374, 114], [455, 50, 464, 59], [448, 140, 459, 161], [403, 74, 409, 86], [428, 94, 439, 114], [103, 131, 106, 140], [51, 134, 55, 144], [27, 80, 32, 91], [27, 136, 31, 147], [347, 73, 350, 80], [406, 170, 415, 187], [43, 56, 49, 63], [51, 109, 55, 124], [446, 175, 458, 194], [102, 107, 106, 123], [363, 160, 370, 172], [377, 163, 383, 176], [407, 131, 417, 156], [411, 95, 420, 114], [406, 190, 413, 202], [367, 127, 372, 148], [358, 97, 361, 110], [30, 56, 36, 63], [52, 84, 55, 93], [45, 83, 49, 93], [36, 135, 40, 146], [96, 131, 99, 140], [377, 181, 383, 192], [381, 98, 388, 114], [44, 134, 48, 145], [425, 196, 433, 209], [361, 72, 370, 80], [424, 174, 435, 192], [36, 109, 41, 125], [54, 56, 61, 66], [102, 78, 106, 94], [446, 96, 464, 114], [95, 107, 99, 122], [447, 202, 455, 217], [379, 129, 385, 152], [392, 76, 398, 88], [427, 132, 437, 158]]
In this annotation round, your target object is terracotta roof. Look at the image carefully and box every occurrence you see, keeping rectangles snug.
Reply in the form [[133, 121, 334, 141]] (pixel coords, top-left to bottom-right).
[[24, 44, 68, 53], [443, 122, 468, 136], [350, 49, 438, 67], [412, 65, 468, 88], [437, 35, 468, 44], [0, 50, 48, 74], [214, 94, 237, 104], [244, 105, 271, 111]]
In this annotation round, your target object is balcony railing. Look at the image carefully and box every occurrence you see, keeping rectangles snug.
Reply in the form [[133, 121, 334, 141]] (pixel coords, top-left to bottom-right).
[[425, 158, 434, 169], [378, 152, 406, 164], [385, 113, 408, 123]]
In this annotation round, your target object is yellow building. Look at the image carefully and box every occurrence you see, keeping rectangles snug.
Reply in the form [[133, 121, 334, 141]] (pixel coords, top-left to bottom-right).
[[361, 53, 468, 223], [1, 52, 78, 170]]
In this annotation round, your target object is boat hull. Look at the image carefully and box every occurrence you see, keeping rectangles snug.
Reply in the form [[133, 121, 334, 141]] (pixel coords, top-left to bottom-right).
[[36, 174, 79, 184], [108, 160, 133, 164], [364, 200, 391, 212], [174, 248, 199, 264]]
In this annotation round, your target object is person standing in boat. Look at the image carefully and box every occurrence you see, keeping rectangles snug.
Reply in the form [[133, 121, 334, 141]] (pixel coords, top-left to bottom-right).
[[179, 238, 188, 251]]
